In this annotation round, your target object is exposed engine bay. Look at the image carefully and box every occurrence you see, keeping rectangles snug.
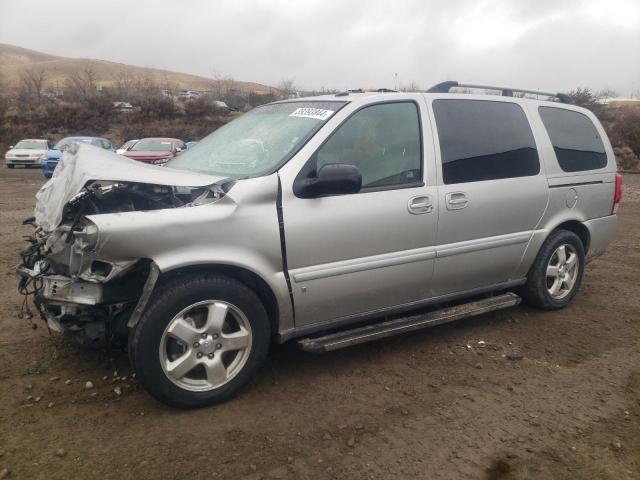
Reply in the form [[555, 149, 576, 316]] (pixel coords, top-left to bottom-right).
[[17, 143, 229, 348], [64, 180, 218, 218]]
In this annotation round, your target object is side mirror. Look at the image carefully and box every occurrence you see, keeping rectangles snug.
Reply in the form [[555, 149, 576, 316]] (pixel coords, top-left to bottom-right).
[[295, 163, 362, 198]]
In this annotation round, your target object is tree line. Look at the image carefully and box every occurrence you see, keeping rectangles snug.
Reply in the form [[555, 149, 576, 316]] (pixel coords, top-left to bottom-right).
[[0, 68, 638, 170]]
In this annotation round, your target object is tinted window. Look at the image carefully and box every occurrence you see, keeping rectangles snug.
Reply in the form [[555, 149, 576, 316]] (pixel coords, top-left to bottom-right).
[[538, 107, 607, 172], [433, 100, 539, 184], [316, 102, 422, 188]]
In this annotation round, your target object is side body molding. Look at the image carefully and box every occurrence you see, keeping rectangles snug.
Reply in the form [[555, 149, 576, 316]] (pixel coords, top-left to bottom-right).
[[290, 230, 532, 285]]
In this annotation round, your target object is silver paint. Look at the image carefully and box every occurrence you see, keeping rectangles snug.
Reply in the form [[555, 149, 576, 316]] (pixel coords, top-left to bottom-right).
[[29, 91, 619, 343]]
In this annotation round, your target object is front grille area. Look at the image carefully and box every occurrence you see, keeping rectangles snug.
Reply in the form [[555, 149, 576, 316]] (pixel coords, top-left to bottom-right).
[[11, 159, 38, 164]]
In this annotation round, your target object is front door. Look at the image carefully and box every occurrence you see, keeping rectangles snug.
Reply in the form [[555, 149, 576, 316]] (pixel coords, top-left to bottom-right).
[[280, 99, 439, 328], [428, 97, 548, 296]]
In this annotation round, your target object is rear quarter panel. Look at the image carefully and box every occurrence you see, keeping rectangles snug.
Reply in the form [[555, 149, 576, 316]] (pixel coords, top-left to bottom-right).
[[514, 102, 618, 277]]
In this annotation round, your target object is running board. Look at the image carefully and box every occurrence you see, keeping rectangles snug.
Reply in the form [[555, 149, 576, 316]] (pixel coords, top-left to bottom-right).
[[297, 292, 521, 353]]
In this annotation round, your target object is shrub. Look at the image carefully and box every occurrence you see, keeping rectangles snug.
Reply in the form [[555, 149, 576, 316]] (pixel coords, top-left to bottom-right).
[[183, 97, 212, 118], [131, 96, 177, 122], [613, 147, 640, 171], [607, 106, 640, 155]]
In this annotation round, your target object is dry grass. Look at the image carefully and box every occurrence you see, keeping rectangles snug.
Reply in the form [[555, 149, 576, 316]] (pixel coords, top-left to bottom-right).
[[0, 43, 276, 94]]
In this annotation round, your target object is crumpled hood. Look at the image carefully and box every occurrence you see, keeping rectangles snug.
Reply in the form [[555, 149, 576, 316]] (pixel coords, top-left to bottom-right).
[[35, 142, 227, 232]]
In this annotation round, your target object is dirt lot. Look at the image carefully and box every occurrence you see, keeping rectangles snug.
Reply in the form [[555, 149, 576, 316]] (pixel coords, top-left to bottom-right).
[[0, 168, 638, 480]]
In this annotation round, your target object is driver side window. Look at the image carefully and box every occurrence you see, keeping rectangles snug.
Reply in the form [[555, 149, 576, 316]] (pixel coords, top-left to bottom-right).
[[316, 102, 422, 188]]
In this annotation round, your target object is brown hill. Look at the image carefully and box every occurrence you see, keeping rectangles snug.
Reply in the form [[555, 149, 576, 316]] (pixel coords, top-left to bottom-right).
[[0, 43, 276, 94]]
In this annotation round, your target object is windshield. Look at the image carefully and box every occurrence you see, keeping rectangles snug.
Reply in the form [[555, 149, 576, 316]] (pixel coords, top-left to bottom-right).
[[14, 140, 46, 149], [132, 139, 174, 152], [54, 138, 94, 150], [166, 101, 345, 178], [121, 140, 137, 150]]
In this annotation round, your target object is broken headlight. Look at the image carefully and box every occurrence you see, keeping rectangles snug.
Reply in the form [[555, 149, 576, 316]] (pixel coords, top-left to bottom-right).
[[68, 220, 100, 278], [73, 220, 99, 252]]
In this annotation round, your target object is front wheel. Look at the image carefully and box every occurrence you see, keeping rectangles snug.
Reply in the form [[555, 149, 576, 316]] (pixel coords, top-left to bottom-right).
[[130, 274, 270, 408], [521, 229, 585, 310]]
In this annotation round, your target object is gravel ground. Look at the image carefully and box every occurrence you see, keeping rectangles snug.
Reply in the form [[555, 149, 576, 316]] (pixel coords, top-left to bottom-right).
[[0, 168, 638, 480]]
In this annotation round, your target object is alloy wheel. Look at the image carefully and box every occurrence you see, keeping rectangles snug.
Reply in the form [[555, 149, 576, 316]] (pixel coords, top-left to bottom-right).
[[159, 300, 252, 392], [546, 244, 579, 300]]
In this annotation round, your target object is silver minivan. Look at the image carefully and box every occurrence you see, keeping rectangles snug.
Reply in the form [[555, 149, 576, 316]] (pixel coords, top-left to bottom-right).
[[18, 82, 621, 408]]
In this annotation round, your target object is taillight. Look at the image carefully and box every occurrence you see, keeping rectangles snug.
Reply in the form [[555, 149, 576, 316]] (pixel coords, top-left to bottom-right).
[[612, 173, 622, 214]]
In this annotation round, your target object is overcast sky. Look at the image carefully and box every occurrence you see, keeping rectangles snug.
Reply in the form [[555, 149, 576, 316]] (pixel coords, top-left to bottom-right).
[[1, 0, 638, 95]]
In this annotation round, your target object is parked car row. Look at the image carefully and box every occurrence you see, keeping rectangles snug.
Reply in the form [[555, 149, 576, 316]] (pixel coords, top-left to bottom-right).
[[5, 136, 198, 177]]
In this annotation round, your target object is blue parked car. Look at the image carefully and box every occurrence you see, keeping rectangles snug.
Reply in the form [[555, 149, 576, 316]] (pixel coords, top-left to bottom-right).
[[185, 141, 198, 149], [42, 136, 115, 178]]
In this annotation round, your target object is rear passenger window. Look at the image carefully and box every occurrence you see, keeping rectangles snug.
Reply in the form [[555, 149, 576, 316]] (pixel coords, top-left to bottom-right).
[[316, 102, 422, 189], [433, 100, 539, 184], [538, 107, 607, 172]]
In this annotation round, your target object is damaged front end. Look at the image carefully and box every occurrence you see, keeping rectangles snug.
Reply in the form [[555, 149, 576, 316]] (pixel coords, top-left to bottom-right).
[[17, 143, 228, 348]]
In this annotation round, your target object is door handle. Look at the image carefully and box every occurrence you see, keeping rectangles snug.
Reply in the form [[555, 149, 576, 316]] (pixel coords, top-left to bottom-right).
[[408, 195, 433, 214], [445, 192, 469, 210]]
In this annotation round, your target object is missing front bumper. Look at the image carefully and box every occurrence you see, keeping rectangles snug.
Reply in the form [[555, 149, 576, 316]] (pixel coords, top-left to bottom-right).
[[17, 267, 104, 305], [42, 275, 104, 305], [16, 259, 155, 348]]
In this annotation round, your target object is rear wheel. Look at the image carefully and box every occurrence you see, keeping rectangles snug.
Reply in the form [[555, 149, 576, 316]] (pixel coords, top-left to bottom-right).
[[522, 230, 585, 310], [130, 274, 270, 408]]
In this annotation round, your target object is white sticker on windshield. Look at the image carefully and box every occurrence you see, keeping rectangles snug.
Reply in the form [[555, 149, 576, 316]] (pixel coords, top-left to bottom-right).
[[289, 107, 334, 121]]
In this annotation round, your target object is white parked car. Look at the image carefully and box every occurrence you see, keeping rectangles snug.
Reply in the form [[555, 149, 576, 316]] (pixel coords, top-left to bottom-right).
[[177, 90, 201, 101], [5, 139, 51, 168], [213, 100, 231, 112], [116, 139, 139, 155]]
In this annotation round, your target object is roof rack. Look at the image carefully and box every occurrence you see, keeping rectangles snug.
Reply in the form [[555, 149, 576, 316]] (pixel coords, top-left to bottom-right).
[[426, 81, 574, 104], [335, 87, 398, 97], [335, 88, 364, 97]]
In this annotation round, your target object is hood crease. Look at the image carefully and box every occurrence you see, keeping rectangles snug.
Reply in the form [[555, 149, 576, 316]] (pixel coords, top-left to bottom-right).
[[34, 143, 227, 232]]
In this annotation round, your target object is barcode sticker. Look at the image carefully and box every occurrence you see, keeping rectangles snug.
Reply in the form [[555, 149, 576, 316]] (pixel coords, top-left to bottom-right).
[[289, 108, 334, 121]]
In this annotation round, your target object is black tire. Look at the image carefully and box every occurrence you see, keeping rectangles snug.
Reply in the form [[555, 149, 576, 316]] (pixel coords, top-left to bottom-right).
[[521, 229, 585, 310], [129, 274, 270, 408], [7, 164, 14, 169]]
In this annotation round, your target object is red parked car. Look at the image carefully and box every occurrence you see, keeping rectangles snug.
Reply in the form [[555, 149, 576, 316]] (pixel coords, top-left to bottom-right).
[[122, 137, 186, 165]]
